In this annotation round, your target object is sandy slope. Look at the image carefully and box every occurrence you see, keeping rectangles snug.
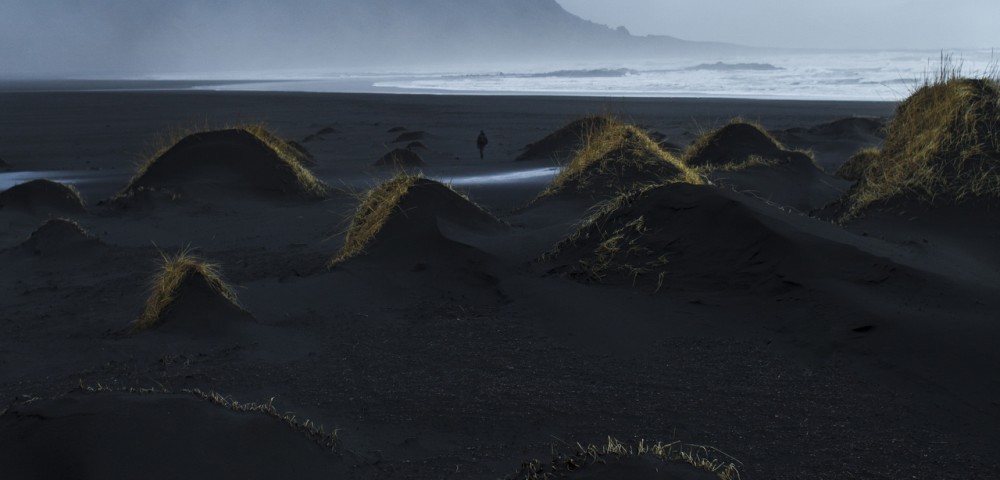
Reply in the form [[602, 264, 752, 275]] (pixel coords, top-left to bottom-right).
[[1, 89, 997, 479]]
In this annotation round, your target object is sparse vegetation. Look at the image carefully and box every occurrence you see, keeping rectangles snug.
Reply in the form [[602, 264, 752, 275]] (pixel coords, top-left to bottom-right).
[[545, 184, 672, 288], [133, 249, 245, 332], [838, 72, 1000, 219], [76, 383, 337, 451], [836, 147, 881, 181], [119, 122, 328, 199], [512, 436, 740, 480], [538, 117, 702, 199], [682, 118, 817, 172], [329, 172, 424, 267], [0, 179, 86, 211]]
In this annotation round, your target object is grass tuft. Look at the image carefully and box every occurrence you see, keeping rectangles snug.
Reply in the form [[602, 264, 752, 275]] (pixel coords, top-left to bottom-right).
[[839, 63, 1000, 219], [132, 248, 244, 332], [328, 171, 424, 267], [513, 436, 740, 480], [119, 122, 327, 199], [539, 117, 702, 199]]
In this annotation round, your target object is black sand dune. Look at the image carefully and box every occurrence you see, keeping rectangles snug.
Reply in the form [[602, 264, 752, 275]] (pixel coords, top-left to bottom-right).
[[775, 117, 886, 171], [119, 128, 327, 200], [0, 391, 346, 480], [286, 140, 317, 164], [683, 121, 813, 169], [536, 120, 702, 202], [133, 254, 254, 336], [332, 175, 503, 268], [517, 116, 613, 161], [405, 140, 428, 150], [683, 121, 845, 211], [0, 179, 86, 214], [546, 182, 911, 294], [21, 218, 100, 256], [390, 130, 430, 143], [387, 126, 407, 133], [0, 157, 10, 171], [826, 78, 1000, 221], [317, 126, 338, 135], [2, 90, 997, 480], [374, 148, 425, 167]]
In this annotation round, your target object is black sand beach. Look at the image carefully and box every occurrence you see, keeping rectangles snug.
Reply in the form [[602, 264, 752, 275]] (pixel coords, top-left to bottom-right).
[[1, 87, 997, 479]]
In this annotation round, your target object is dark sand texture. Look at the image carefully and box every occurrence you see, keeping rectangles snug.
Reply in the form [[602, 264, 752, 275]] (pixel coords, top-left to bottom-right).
[[0, 391, 347, 480], [0, 88, 997, 480]]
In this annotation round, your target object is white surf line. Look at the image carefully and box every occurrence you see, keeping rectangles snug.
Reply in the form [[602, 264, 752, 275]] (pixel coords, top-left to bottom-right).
[[431, 167, 561, 186]]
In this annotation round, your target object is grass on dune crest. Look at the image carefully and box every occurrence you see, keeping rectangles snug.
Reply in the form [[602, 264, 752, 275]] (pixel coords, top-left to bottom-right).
[[513, 436, 740, 480], [132, 248, 244, 332], [120, 122, 327, 198], [836, 147, 881, 182], [330, 171, 424, 267], [681, 117, 818, 173], [544, 183, 673, 287], [839, 65, 1000, 219], [540, 117, 702, 198]]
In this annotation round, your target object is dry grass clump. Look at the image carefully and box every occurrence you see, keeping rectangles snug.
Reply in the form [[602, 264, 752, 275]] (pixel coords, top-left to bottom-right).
[[540, 118, 702, 199], [329, 172, 424, 266], [836, 147, 881, 181], [132, 249, 245, 332], [513, 436, 740, 480], [119, 122, 327, 198], [682, 118, 816, 172], [839, 74, 1000, 218], [544, 184, 671, 288]]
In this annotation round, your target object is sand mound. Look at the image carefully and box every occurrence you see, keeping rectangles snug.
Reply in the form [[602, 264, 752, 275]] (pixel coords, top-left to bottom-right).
[[517, 116, 614, 161], [120, 128, 328, 199], [133, 252, 253, 335], [316, 126, 338, 135], [833, 77, 1000, 219], [0, 390, 344, 480], [405, 141, 428, 150], [806, 116, 885, 138], [21, 218, 99, 255], [0, 179, 86, 214], [374, 148, 425, 167], [331, 174, 502, 266], [390, 130, 429, 143], [0, 157, 10, 171], [387, 126, 407, 133], [683, 120, 816, 170], [546, 182, 808, 292], [537, 119, 702, 201]]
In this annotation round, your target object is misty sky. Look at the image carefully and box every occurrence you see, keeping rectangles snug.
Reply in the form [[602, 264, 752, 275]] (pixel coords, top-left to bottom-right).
[[558, 0, 1000, 49]]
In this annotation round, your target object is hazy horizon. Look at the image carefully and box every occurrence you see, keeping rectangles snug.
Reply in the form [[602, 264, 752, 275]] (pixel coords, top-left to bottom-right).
[[557, 0, 1000, 50]]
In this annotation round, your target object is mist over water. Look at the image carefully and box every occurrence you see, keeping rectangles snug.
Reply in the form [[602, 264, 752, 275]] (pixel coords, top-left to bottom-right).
[[196, 49, 997, 101]]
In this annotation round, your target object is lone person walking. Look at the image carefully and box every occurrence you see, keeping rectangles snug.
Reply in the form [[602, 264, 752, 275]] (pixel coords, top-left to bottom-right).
[[476, 130, 489, 159]]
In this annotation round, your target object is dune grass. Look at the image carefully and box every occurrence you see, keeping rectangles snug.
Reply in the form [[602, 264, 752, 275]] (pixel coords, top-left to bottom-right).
[[681, 118, 817, 172], [839, 69, 1000, 218], [539, 117, 702, 199], [132, 248, 244, 332], [515, 436, 740, 480], [836, 147, 881, 181], [544, 183, 671, 289], [328, 171, 424, 267], [119, 122, 327, 198]]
